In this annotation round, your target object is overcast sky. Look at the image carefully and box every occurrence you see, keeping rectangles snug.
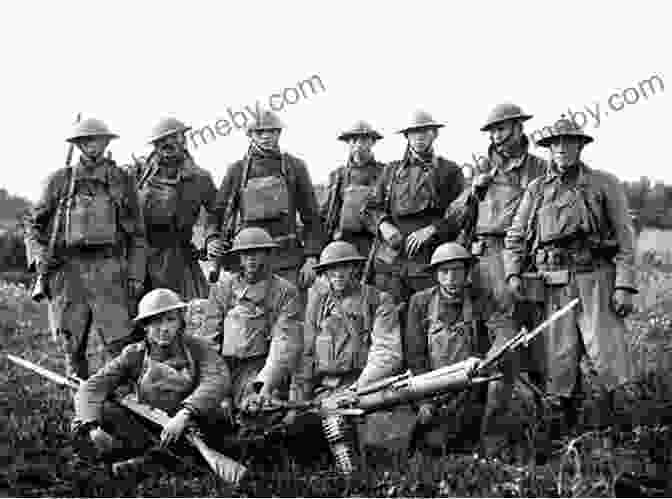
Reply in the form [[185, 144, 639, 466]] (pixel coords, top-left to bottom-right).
[[2, 1, 669, 202]]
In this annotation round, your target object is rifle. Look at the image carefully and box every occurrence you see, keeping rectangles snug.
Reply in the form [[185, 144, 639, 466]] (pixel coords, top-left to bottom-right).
[[324, 168, 345, 241], [6, 354, 248, 486], [360, 234, 380, 286], [31, 112, 82, 302], [209, 153, 252, 283]]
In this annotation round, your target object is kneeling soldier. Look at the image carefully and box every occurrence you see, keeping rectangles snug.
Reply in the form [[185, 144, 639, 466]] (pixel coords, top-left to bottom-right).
[[405, 242, 522, 455], [205, 227, 304, 413], [297, 241, 402, 473], [71, 288, 231, 476]]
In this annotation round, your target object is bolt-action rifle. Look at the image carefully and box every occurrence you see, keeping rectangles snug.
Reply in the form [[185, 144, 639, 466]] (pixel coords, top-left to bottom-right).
[[6, 354, 248, 486], [31, 112, 82, 302]]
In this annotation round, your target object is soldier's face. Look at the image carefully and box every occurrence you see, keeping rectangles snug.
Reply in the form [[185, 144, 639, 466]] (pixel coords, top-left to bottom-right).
[[154, 133, 186, 162], [407, 128, 437, 153], [240, 249, 271, 281], [326, 264, 356, 293], [550, 137, 582, 171], [348, 135, 375, 163], [145, 310, 183, 348], [436, 262, 468, 299], [76, 136, 110, 160], [489, 121, 522, 148], [251, 129, 281, 150]]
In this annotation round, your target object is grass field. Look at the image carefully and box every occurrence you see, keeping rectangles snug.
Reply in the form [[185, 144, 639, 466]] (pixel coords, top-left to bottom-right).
[[2, 260, 672, 496]]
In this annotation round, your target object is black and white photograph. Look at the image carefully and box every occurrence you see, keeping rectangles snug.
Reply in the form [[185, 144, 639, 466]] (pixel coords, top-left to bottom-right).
[[0, 1, 669, 496]]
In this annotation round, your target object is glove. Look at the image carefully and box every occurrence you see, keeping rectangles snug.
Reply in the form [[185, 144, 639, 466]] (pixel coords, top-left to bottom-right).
[[207, 237, 230, 259], [127, 278, 144, 302], [89, 426, 118, 456], [507, 275, 524, 302], [611, 289, 635, 317], [405, 225, 437, 258], [299, 257, 318, 289], [417, 402, 435, 425], [379, 221, 403, 249], [160, 408, 192, 448]]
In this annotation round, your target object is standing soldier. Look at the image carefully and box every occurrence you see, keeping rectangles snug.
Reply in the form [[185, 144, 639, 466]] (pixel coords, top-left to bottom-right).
[[205, 110, 324, 295], [443, 103, 548, 439], [361, 110, 464, 304], [204, 228, 303, 414], [25, 118, 146, 378], [504, 115, 636, 433], [322, 121, 385, 258], [129, 117, 218, 300]]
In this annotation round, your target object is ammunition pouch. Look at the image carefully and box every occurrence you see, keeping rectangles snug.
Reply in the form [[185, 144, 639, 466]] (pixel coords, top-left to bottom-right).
[[534, 243, 603, 274], [241, 176, 290, 222]]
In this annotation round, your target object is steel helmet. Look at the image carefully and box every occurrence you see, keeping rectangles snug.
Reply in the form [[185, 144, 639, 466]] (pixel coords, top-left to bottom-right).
[[396, 110, 445, 135], [314, 241, 366, 272], [536, 114, 594, 148], [246, 110, 285, 134], [66, 117, 119, 143], [227, 227, 279, 254], [133, 288, 188, 323], [337, 120, 383, 142], [480, 103, 533, 132], [148, 117, 191, 143], [428, 242, 474, 271]]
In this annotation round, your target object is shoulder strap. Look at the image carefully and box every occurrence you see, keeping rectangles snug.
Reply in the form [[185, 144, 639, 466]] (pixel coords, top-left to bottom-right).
[[281, 153, 297, 239]]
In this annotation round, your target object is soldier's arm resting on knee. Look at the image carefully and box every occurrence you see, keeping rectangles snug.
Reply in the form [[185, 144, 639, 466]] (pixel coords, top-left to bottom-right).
[[179, 336, 232, 418], [72, 344, 143, 432], [357, 291, 403, 388], [255, 284, 304, 396]]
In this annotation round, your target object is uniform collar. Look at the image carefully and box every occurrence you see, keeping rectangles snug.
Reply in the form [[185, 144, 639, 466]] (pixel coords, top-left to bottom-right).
[[74, 158, 109, 182], [544, 161, 590, 185], [487, 136, 530, 174]]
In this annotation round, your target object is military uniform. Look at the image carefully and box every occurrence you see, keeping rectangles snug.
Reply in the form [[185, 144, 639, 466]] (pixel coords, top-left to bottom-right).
[[129, 119, 218, 300], [445, 104, 548, 383], [205, 268, 304, 408], [26, 119, 146, 378], [206, 114, 324, 289], [405, 285, 490, 445], [322, 121, 385, 258], [504, 118, 636, 406], [361, 112, 464, 304]]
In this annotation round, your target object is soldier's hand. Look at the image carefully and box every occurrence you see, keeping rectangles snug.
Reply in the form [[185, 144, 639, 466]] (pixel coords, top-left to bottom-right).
[[405, 225, 437, 258], [611, 289, 635, 317], [472, 173, 493, 199], [379, 221, 403, 249], [417, 402, 435, 425], [207, 238, 230, 259], [282, 409, 298, 427], [220, 397, 234, 426], [160, 409, 191, 448], [89, 426, 117, 455], [299, 257, 318, 289], [507, 275, 524, 302]]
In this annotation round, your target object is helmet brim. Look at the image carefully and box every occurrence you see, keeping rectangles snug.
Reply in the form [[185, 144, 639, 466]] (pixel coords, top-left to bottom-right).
[[536, 132, 594, 148], [396, 123, 445, 135], [66, 133, 120, 143], [337, 131, 384, 142], [314, 256, 367, 273], [226, 242, 279, 255], [148, 126, 193, 144], [480, 113, 533, 132], [133, 302, 188, 323], [425, 256, 475, 273]]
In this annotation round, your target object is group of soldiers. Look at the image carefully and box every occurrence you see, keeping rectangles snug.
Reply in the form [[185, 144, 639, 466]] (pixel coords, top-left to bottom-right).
[[24, 102, 638, 471]]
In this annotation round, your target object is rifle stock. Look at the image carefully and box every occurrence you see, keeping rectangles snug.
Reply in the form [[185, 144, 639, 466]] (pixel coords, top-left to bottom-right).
[[7, 354, 248, 486]]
